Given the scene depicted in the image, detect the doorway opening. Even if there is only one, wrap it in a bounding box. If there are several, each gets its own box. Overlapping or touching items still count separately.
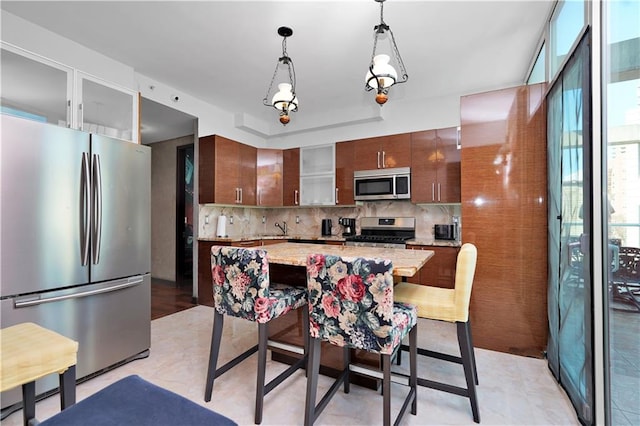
[176,144,194,288]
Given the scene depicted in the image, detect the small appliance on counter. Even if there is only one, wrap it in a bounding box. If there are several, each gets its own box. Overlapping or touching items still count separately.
[321,219,332,236]
[434,224,458,241]
[338,217,356,236]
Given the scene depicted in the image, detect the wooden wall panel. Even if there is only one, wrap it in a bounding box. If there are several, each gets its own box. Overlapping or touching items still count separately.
[460,83,548,357]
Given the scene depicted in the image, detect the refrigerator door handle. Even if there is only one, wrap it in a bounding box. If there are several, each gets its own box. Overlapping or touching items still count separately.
[80,152,91,266]
[14,276,145,308]
[92,153,103,264]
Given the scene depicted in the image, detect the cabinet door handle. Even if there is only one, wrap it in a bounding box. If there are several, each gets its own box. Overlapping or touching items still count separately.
[235,188,240,203]
[239,188,243,204]
[432,183,436,201]
[382,151,386,168]
[335,187,339,204]
[66,99,72,128]
[377,151,381,169]
[437,183,441,201]
[78,103,84,131]
[294,189,299,205]
[456,126,462,150]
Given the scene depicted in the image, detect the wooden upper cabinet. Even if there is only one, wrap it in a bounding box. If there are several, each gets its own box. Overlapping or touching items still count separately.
[352,133,411,170]
[199,135,216,204]
[198,135,256,205]
[283,148,300,206]
[436,126,461,203]
[335,141,355,205]
[411,127,461,203]
[238,142,257,205]
[256,148,283,206]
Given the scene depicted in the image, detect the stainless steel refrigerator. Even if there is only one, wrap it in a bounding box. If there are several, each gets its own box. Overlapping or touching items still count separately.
[0,114,151,413]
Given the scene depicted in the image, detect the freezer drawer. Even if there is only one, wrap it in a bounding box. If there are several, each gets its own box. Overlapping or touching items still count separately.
[0,275,150,411]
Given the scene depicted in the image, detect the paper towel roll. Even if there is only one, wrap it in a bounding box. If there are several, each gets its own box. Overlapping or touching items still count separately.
[216,215,227,237]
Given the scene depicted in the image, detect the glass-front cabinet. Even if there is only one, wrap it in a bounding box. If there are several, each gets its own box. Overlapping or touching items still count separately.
[1,43,73,126]
[76,72,137,142]
[1,42,139,143]
[299,144,335,206]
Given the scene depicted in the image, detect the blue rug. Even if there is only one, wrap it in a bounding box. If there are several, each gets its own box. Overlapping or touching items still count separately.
[40,375,237,426]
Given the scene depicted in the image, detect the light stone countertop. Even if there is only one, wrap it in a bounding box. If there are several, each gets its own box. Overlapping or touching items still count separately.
[198,235,460,247]
[406,239,462,248]
[261,242,434,277]
[198,235,346,243]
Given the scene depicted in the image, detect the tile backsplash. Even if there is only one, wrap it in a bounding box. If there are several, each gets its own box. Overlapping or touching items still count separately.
[198,202,460,240]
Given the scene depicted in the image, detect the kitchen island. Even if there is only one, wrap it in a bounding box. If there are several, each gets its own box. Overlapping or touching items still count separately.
[262,241,433,278]
[260,242,434,389]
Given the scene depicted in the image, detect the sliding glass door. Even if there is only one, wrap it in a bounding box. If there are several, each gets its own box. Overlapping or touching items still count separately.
[547,33,593,424]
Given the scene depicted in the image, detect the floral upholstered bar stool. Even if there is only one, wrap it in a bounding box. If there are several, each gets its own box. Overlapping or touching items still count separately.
[303,254,418,426]
[204,246,308,424]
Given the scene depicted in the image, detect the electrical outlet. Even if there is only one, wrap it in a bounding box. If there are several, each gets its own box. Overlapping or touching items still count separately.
[262,216,266,223]
[205,215,209,224]
[229,216,234,224]
[296,216,300,224]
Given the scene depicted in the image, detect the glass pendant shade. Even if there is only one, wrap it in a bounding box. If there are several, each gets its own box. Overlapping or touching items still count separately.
[366,54,398,90]
[272,83,298,112]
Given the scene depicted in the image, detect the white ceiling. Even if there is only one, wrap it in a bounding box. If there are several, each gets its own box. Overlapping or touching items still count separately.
[1,0,554,143]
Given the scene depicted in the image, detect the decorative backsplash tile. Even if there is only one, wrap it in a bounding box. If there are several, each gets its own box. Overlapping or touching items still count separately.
[198,202,460,240]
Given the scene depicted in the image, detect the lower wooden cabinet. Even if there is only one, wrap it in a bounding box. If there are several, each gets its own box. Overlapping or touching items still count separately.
[197,240,216,307]
[406,245,459,289]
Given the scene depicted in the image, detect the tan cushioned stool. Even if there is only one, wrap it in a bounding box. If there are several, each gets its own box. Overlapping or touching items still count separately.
[1,322,79,426]
[394,243,480,423]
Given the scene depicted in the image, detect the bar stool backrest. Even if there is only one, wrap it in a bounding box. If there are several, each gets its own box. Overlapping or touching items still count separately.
[306,254,411,355]
[453,243,478,323]
[211,246,293,323]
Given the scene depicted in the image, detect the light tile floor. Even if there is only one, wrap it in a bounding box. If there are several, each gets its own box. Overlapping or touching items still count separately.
[1,305,579,425]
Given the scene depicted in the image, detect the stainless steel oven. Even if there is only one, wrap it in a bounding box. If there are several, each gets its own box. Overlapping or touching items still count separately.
[344,217,415,249]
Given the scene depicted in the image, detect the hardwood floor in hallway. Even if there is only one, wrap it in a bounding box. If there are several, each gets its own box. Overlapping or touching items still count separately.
[151,278,197,320]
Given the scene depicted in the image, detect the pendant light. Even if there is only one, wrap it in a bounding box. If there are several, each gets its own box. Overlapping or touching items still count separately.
[365,0,408,105]
[263,26,298,125]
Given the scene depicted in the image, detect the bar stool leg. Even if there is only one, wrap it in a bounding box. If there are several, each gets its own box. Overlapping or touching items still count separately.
[457,322,480,423]
[255,323,268,424]
[466,320,479,385]
[343,347,350,394]
[410,325,418,415]
[59,365,76,409]
[21,381,35,426]
[303,338,321,426]
[382,355,391,426]
[204,312,225,402]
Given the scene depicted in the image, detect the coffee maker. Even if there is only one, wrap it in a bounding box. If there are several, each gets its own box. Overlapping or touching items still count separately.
[338,217,356,236]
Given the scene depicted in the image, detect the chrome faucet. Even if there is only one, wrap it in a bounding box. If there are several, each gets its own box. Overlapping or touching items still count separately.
[275,221,287,235]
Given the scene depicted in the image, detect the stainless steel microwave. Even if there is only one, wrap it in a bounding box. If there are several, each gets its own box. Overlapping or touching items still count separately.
[353,167,411,201]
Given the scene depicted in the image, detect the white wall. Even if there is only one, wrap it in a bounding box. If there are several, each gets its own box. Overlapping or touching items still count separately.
[1,10,461,150]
